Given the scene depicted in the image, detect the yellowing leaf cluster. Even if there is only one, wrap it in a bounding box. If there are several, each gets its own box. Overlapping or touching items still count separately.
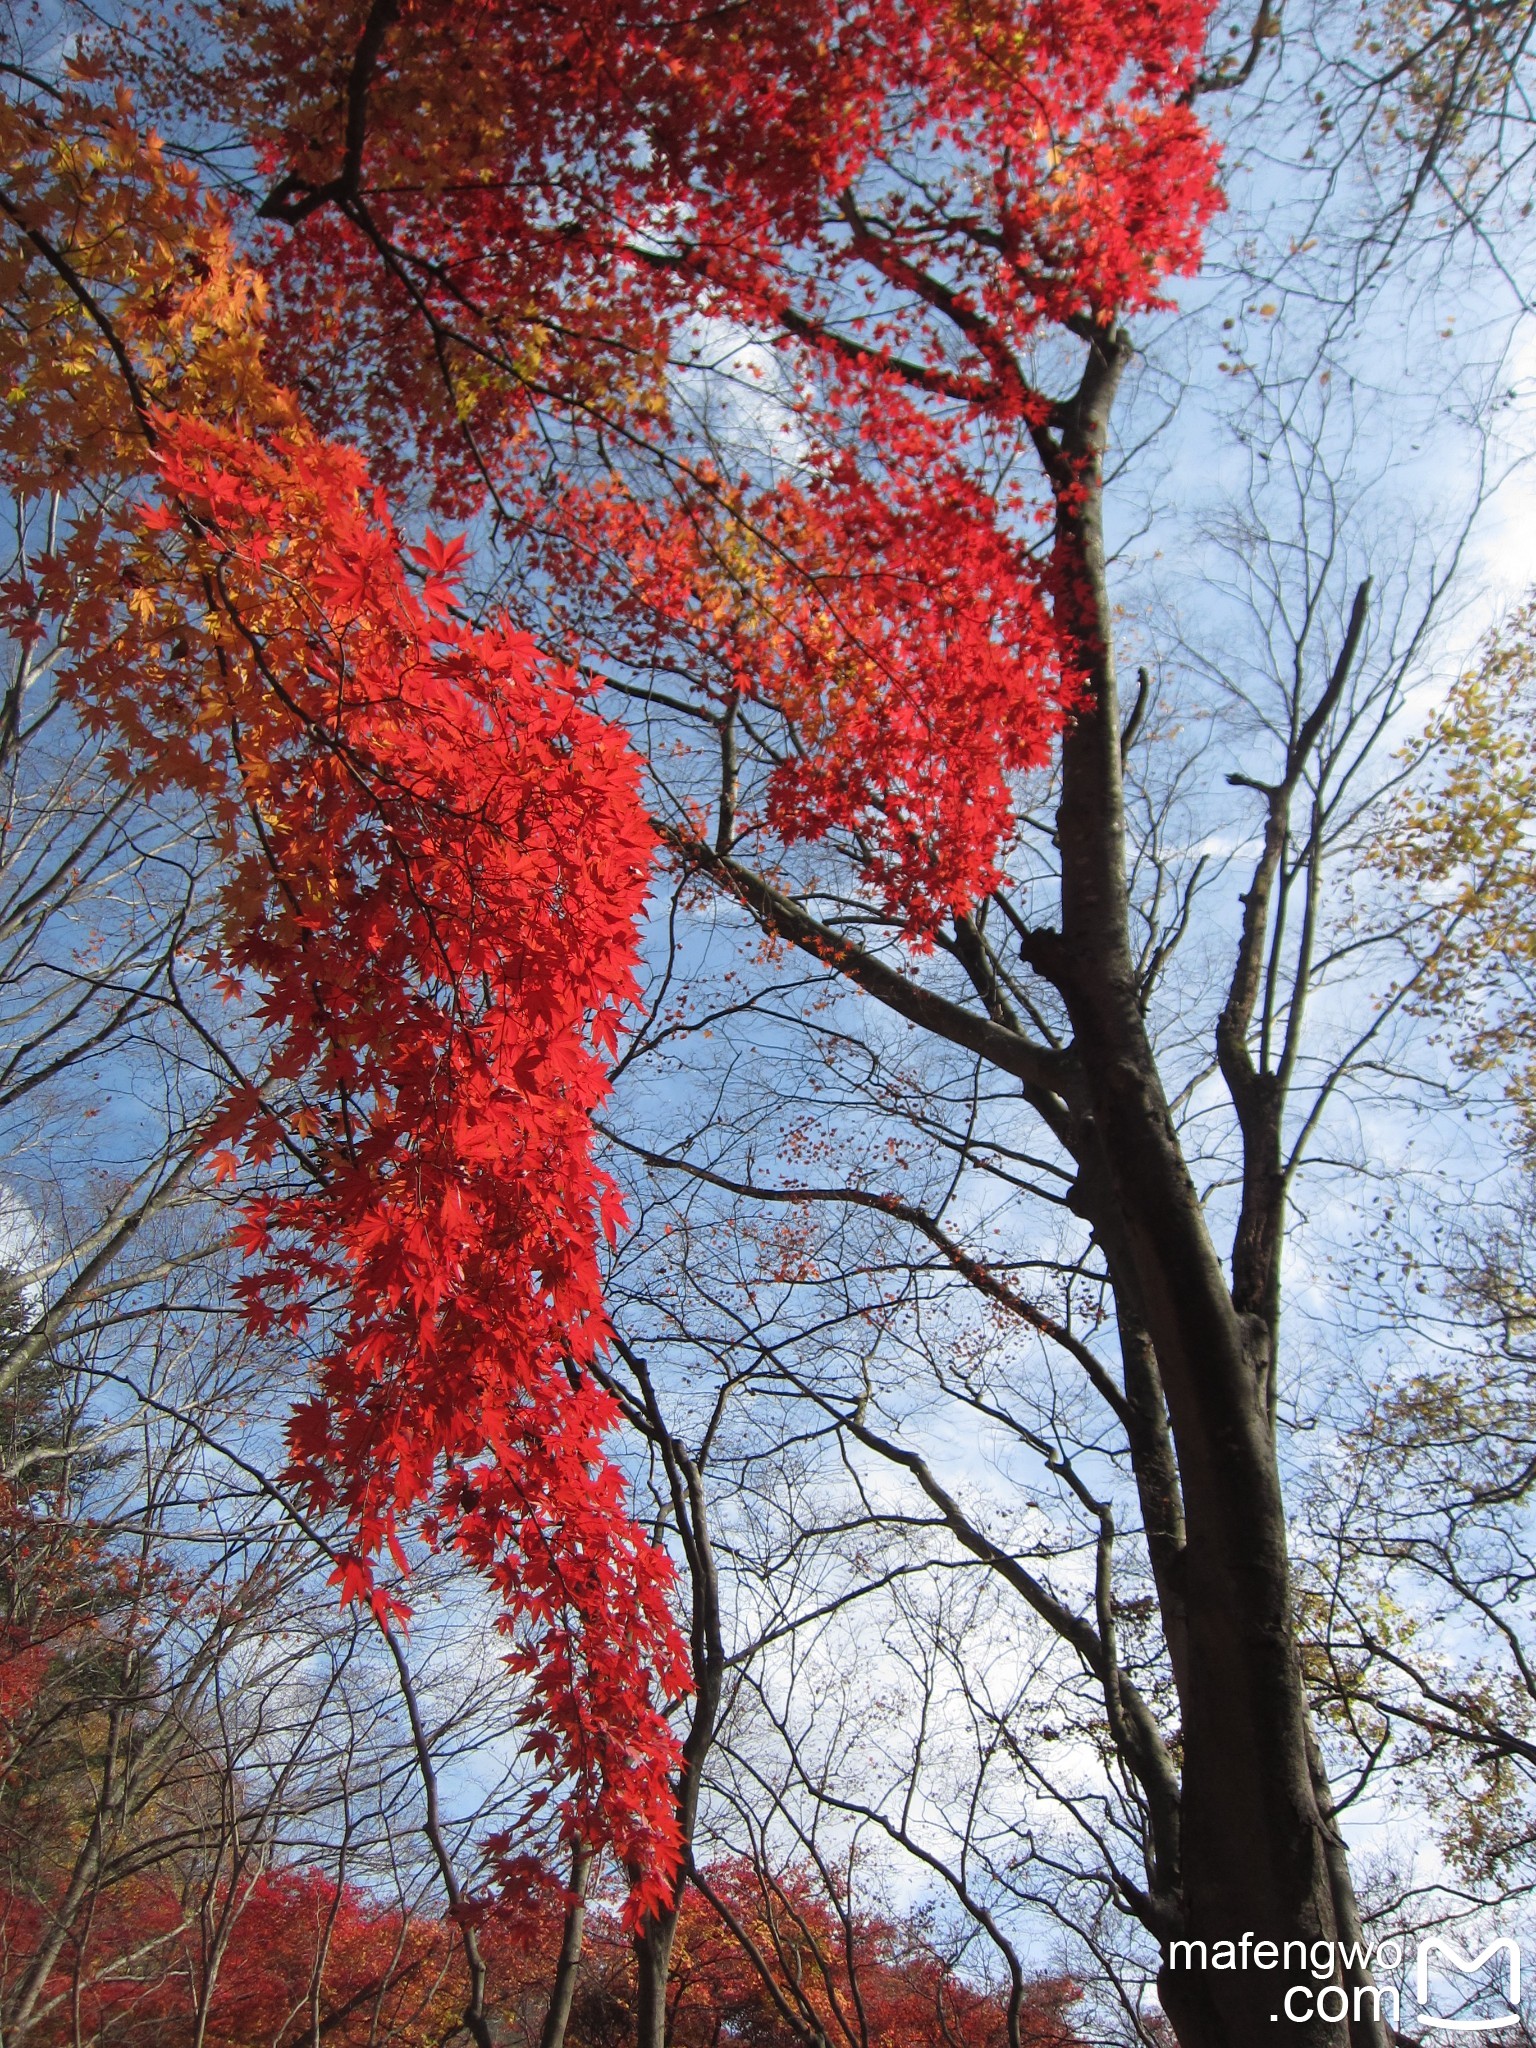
[0,79,288,508]
[1379,594,1536,1148]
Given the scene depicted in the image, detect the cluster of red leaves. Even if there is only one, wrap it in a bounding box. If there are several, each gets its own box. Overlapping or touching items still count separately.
[241,0,1218,392]
[552,441,1070,925]
[215,0,1220,931]
[105,418,684,1890]
[0,1491,100,1741]
[754,459,1068,920]
[1,1850,1085,2048]
[0,1865,464,2048]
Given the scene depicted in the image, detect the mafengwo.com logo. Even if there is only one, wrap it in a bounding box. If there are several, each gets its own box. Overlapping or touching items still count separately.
[1166,1932,1524,2031]
[1415,1939,1521,2035]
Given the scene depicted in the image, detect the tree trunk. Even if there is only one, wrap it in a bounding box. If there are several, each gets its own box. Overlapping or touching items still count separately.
[539,1843,591,2048]
[1050,329,1385,2048]
[607,1348,727,2048]
[633,1913,679,2048]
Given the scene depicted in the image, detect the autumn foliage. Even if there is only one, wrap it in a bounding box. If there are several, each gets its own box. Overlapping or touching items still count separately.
[0,1864,466,2048]
[226,0,1221,927]
[1,0,1224,1916]
[2,1856,1085,2048]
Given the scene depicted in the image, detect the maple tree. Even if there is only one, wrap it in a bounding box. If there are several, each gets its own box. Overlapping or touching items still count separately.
[2,1860,467,2048]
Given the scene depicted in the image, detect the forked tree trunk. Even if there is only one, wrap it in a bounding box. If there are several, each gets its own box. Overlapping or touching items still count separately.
[1049,330,1389,2048]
